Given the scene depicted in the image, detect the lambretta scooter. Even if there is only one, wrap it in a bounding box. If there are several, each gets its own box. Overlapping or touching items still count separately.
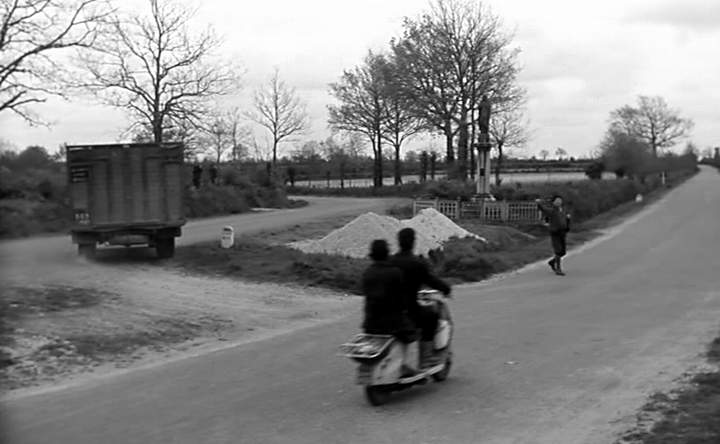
[339,289,453,406]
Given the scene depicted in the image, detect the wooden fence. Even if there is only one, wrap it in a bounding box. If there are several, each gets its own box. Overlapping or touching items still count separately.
[413,199,543,224]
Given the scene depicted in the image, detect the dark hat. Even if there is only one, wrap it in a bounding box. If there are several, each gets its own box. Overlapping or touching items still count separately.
[397,227,416,252]
[369,239,389,261]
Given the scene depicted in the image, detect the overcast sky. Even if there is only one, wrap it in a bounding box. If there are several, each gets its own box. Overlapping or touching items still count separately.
[1,0,718,157]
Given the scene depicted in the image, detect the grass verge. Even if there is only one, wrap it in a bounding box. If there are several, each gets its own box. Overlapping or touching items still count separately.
[172,167,692,291]
[617,335,720,444]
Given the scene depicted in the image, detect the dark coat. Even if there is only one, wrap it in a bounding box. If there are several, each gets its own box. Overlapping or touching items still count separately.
[361,262,415,341]
[389,251,451,317]
[538,203,571,234]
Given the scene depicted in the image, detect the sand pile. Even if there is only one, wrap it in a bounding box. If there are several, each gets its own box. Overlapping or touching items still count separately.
[403,208,485,245]
[289,208,485,259]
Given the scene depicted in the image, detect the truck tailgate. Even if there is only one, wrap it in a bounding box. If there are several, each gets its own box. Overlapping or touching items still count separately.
[67,144,184,228]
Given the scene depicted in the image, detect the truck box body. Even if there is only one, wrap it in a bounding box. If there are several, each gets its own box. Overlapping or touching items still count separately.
[66,143,185,257]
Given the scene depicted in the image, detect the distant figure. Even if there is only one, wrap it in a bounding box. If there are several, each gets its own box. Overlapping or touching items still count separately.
[209,164,218,185]
[420,151,428,183]
[192,164,203,189]
[287,166,296,187]
[536,195,572,276]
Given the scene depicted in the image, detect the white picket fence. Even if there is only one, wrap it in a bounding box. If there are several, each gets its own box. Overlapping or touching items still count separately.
[413,199,542,223]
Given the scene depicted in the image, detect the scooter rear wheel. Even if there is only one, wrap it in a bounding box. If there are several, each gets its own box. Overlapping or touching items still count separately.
[365,386,390,406]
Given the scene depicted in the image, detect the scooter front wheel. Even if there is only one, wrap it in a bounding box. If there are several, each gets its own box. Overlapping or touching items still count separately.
[432,352,452,382]
[365,386,390,406]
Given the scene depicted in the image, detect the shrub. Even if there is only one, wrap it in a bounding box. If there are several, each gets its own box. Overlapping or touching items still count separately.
[184,185,252,218]
[386,204,414,219]
[585,161,605,180]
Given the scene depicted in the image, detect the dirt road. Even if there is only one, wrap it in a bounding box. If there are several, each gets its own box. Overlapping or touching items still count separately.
[0,196,404,392]
[0,196,405,272]
[3,172,720,443]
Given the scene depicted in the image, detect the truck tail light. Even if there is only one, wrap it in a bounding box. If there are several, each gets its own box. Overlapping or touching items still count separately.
[74,211,91,225]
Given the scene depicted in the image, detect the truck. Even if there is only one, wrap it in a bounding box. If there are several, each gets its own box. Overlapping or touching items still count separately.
[66,143,185,259]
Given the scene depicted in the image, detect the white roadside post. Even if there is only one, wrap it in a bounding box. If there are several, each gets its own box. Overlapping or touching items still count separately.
[221,226,234,248]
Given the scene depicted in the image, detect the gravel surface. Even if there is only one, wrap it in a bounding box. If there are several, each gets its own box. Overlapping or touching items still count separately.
[289,208,484,258]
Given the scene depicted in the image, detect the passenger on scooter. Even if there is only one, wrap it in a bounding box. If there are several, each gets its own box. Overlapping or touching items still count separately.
[390,228,452,369]
[361,239,420,377]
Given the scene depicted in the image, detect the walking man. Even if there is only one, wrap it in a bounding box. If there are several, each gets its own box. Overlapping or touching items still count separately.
[536,195,572,275]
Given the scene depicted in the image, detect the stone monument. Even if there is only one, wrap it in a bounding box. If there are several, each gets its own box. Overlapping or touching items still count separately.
[474,96,493,198]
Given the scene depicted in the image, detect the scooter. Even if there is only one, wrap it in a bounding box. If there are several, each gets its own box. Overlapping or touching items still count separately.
[339,289,453,406]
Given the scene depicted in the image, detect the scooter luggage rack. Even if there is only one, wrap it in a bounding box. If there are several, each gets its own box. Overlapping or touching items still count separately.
[338,334,394,359]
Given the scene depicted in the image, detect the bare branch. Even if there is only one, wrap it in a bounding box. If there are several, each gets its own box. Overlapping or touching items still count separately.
[75,0,241,143]
[248,68,309,164]
[609,95,694,157]
[0,0,112,121]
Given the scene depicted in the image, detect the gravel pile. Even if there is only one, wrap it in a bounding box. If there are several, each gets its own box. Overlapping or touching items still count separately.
[289,208,485,259]
[403,208,485,245]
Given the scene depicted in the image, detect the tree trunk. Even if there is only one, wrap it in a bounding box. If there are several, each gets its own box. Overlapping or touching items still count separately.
[394,143,402,185]
[272,139,278,166]
[340,161,345,189]
[495,142,504,186]
[470,142,476,181]
[444,124,454,165]
[375,130,383,187]
[369,134,379,188]
[469,109,477,181]
[457,111,469,181]
[153,114,162,144]
[430,152,437,180]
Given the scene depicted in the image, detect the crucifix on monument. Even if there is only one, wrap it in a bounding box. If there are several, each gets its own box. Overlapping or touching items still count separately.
[474,95,493,199]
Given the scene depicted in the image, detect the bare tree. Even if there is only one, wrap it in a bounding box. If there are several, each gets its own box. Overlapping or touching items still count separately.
[80,0,239,143]
[489,109,529,185]
[0,0,110,123]
[221,106,249,162]
[328,51,388,187]
[555,147,567,160]
[539,149,549,161]
[248,68,309,166]
[381,57,425,185]
[392,17,458,166]
[393,0,522,180]
[131,116,203,159]
[201,108,231,164]
[610,95,693,157]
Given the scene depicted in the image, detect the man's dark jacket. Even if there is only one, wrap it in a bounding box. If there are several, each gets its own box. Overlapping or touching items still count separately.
[389,251,450,316]
[537,203,571,234]
[361,261,414,341]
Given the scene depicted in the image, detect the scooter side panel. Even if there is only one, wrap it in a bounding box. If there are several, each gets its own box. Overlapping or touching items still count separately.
[357,342,404,385]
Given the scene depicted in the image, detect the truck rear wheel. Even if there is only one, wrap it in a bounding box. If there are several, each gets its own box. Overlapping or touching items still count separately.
[78,243,96,259]
[156,237,175,259]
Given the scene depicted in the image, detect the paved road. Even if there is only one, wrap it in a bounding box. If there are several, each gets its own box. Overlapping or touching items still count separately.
[3,169,720,443]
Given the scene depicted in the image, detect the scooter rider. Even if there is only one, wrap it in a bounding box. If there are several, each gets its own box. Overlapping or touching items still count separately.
[390,228,451,369]
[361,239,420,377]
